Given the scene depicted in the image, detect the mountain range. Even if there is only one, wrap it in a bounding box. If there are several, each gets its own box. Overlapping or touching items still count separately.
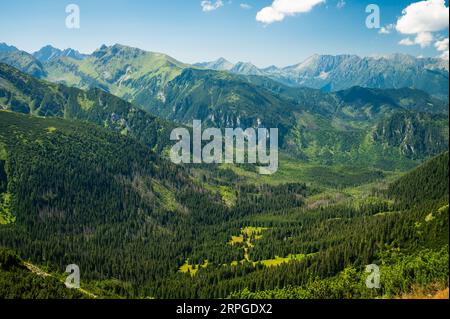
[195,54,449,98]
[0,59,448,168]
[0,44,448,167]
[0,43,448,166]
[32,45,88,62]
[1,43,448,99]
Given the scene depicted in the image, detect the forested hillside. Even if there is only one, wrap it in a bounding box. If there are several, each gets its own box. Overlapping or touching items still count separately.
[0,111,204,295]
[0,248,86,299]
[229,153,449,299]
[0,63,173,152]
[0,111,312,297]
[0,111,447,298]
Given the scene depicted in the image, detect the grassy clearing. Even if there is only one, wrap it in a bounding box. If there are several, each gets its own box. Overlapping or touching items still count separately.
[179,260,208,277]
[0,142,7,160]
[220,153,393,192]
[219,186,237,207]
[227,227,309,268]
[228,227,268,261]
[229,235,244,245]
[256,254,306,267]
[0,192,14,225]
[199,182,237,208]
[151,180,184,212]
[374,211,401,217]
[46,126,57,134]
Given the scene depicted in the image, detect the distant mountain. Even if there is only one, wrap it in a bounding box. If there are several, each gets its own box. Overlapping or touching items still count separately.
[194,57,234,71]
[230,62,265,76]
[198,53,449,98]
[0,43,189,113]
[278,54,449,96]
[196,59,266,76]
[1,42,448,98]
[0,50,46,78]
[0,43,18,53]
[43,44,187,108]
[33,45,88,62]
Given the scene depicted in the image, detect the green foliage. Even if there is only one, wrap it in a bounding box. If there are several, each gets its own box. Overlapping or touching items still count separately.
[388,152,449,209]
[0,247,86,299]
[229,247,449,299]
[374,112,448,159]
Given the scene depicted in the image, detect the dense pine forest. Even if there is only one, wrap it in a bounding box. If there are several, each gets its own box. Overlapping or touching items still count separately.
[0,109,448,298]
[0,248,86,299]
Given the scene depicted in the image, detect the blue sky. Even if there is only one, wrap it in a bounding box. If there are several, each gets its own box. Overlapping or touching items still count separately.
[0,0,448,67]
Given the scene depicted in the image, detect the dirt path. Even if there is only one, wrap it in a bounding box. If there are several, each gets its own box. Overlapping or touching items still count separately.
[24,262,98,299]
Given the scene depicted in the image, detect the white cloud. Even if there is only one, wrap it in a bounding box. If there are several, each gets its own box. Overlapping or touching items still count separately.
[395,0,449,47]
[414,31,434,47]
[435,37,449,51]
[399,32,434,48]
[256,0,325,24]
[379,24,394,35]
[201,0,224,12]
[399,38,415,46]
[336,0,346,9]
[435,37,449,59]
[256,6,285,23]
[240,3,252,9]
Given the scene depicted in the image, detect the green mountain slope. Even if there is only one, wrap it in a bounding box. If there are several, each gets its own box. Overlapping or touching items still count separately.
[2,61,448,169]
[388,151,449,209]
[155,68,299,139]
[0,111,213,293]
[374,112,449,159]
[151,68,448,165]
[0,248,87,299]
[228,152,449,299]
[0,111,313,297]
[0,51,46,78]
[0,63,173,151]
[43,44,186,107]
